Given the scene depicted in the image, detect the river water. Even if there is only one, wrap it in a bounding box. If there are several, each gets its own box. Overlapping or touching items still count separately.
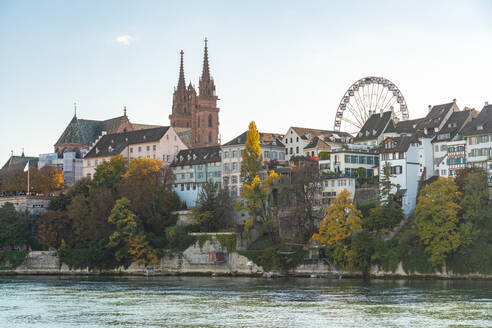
[1,276,492,327]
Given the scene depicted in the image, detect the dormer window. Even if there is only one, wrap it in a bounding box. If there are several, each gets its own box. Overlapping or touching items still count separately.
[143,135,146,140]
[477,125,484,130]
[373,129,377,136]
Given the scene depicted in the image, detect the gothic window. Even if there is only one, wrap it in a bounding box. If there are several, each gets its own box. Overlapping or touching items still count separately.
[187,122,190,128]
[208,114,213,128]
[184,107,187,113]
[198,119,200,128]
[208,133,212,143]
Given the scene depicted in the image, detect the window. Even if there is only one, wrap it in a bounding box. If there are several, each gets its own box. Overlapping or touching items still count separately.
[296,137,299,142]
[189,173,193,178]
[279,152,285,160]
[435,145,439,152]
[198,172,203,179]
[344,155,350,163]
[95,160,99,166]
[224,163,230,172]
[285,149,288,155]
[290,138,292,143]
[208,133,212,143]
[186,184,190,190]
[223,177,229,185]
[296,146,299,153]
[367,157,373,165]
[290,148,293,154]
[153,145,156,151]
[130,148,133,153]
[272,152,278,159]
[87,161,91,167]
[264,151,270,158]
[399,152,405,159]
[232,150,236,158]
[232,176,238,184]
[441,169,446,176]
[181,174,185,179]
[138,146,142,152]
[167,155,170,162]
[224,151,229,159]
[232,162,237,171]
[208,114,213,127]
[193,184,197,190]
[147,145,150,151]
[180,184,184,191]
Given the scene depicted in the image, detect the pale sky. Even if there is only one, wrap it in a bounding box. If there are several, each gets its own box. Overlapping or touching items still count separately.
[1,0,491,165]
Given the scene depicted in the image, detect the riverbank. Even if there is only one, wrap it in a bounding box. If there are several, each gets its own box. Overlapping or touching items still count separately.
[2,248,492,280]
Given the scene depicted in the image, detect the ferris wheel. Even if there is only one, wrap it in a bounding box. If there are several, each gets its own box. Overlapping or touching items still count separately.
[333,76,409,133]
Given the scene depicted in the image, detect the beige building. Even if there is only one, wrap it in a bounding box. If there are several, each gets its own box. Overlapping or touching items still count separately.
[83,126,187,178]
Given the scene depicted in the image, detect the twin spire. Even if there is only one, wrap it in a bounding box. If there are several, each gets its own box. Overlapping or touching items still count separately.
[176,38,214,96]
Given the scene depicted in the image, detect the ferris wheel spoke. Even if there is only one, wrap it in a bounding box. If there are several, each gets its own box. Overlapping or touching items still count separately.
[342,117,362,130]
[353,91,367,121]
[346,103,366,127]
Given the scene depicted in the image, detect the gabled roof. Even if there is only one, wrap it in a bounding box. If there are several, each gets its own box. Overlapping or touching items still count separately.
[381,135,418,153]
[84,126,170,159]
[417,102,455,131]
[354,111,392,141]
[0,155,38,172]
[432,110,472,143]
[55,115,129,146]
[303,136,330,150]
[223,131,285,147]
[385,118,424,134]
[170,146,221,167]
[460,104,492,136]
[291,127,352,140]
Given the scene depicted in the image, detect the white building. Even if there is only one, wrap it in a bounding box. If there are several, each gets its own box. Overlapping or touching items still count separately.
[83,126,187,178]
[170,146,221,207]
[329,148,379,179]
[282,127,351,161]
[38,150,87,187]
[320,174,356,206]
[460,103,492,184]
[380,136,420,216]
[221,131,285,197]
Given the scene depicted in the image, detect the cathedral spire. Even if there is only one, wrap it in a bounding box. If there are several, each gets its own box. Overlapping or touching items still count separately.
[199,38,215,97]
[177,50,186,91]
[201,38,210,82]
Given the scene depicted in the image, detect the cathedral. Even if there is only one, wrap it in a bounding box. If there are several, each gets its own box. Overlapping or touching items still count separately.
[169,39,220,148]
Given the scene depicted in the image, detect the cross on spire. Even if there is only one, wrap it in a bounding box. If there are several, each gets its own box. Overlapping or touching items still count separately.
[177,50,186,91]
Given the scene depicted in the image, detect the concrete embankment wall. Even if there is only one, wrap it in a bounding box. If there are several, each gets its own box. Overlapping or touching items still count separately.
[3,247,492,279]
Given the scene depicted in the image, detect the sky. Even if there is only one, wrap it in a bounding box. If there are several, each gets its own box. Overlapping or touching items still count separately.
[1,0,491,165]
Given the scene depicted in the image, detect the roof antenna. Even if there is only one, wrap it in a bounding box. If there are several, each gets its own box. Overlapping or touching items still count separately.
[22,148,25,157]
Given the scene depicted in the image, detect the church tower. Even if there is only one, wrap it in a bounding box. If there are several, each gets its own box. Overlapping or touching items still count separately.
[194,38,220,147]
[169,50,197,130]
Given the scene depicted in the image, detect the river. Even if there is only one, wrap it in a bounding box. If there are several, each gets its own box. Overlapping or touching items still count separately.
[1,276,491,327]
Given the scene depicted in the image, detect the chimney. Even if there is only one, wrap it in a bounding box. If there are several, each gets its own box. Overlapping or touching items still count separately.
[428,105,432,112]
[453,98,456,103]
[486,101,489,106]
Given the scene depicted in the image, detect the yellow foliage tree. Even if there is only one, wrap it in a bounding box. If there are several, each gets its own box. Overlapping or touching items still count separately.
[240,121,263,185]
[313,189,362,246]
[128,233,159,265]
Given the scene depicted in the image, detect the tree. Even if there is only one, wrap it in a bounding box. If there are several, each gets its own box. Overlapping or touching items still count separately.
[356,167,367,186]
[379,162,398,206]
[107,197,158,267]
[191,181,232,232]
[414,178,463,266]
[118,158,178,235]
[34,166,65,193]
[313,189,362,246]
[240,121,263,185]
[459,169,490,235]
[290,159,321,238]
[92,155,127,190]
[37,210,71,248]
[0,203,30,248]
[235,170,281,241]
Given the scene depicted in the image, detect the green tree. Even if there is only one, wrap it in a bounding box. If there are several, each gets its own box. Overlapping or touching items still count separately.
[191,181,232,232]
[0,203,30,248]
[459,169,491,236]
[92,155,127,190]
[38,210,72,248]
[415,178,463,266]
[240,121,263,185]
[356,167,367,186]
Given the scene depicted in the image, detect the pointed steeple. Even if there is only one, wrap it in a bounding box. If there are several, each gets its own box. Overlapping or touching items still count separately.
[177,50,186,91]
[201,38,210,82]
[199,38,216,98]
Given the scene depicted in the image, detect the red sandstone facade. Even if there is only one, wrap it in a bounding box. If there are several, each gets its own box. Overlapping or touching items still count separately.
[169,39,220,148]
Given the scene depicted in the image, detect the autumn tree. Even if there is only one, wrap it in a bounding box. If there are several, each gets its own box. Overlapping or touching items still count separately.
[459,169,491,236]
[414,178,464,266]
[107,197,158,267]
[235,170,281,241]
[0,203,30,248]
[191,181,232,232]
[313,189,362,246]
[34,166,65,193]
[240,121,263,185]
[118,158,179,235]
